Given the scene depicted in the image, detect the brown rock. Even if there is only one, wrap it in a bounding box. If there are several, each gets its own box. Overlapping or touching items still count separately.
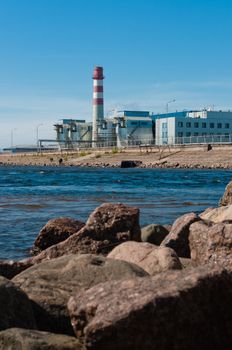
[161,212,200,258]
[141,224,169,245]
[220,180,232,206]
[0,276,36,331]
[68,266,232,350]
[200,204,232,223]
[32,217,85,253]
[0,328,85,350]
[108,241,182,275]
[189,220,232,268]
[32,203,141,263]
[0,259,33,279]
[179,257,195,269]
[13,254,147,335]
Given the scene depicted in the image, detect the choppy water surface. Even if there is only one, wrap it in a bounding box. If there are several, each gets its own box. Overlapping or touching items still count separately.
[0,165,231,260]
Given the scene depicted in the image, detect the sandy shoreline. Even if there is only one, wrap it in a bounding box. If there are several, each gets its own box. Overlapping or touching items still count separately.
[1,144,232,169]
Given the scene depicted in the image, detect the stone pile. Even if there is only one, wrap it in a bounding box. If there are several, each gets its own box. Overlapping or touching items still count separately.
[0,182,232,349]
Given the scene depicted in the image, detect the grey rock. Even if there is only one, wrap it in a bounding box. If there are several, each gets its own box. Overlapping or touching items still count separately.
[161,212,200,257]
[13,254,147,335]
[0,328,85,350]
[108,241,182,275]
[68,266,232,350]
[0,276,36,331]
[141,224,169,245]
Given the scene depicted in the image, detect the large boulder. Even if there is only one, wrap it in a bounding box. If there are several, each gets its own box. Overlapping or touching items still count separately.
[189,220,232,268]
[32,217,85,253]
[32,203,141,263]
[141,224,169,245]
[0,328,85,350]
[220,180,232,206]
[108,241,182,275]
[200,204,232,223]
[13,254,147,335]
[0,259,33,279]
[161,212,200,258]
[68,266,232,350]
[0,276,36,331]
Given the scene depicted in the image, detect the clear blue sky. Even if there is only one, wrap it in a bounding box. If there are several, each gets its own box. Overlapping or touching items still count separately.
[0,0,232,147]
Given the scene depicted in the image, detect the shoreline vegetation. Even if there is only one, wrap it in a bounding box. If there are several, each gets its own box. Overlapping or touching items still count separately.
[1,144,232,169]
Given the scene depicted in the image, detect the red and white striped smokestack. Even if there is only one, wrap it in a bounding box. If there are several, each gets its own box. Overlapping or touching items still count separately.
[92,66,104,144]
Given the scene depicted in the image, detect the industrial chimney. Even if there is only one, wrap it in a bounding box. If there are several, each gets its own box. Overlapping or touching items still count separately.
[92,66,104,145]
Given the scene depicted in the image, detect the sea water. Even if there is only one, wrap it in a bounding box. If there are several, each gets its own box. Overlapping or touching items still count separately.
[0,165,231,260]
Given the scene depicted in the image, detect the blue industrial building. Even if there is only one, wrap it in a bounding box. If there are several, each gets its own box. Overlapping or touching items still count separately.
[54,109,232,148]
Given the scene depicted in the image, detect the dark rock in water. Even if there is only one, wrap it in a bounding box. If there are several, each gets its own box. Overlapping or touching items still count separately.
[32,217,85,254]
[141,224,169,245]
[189,220,232,268]
[68,266,232,350]
[32,203,141,262]
[120,160,142,168]
[220,180,232,206]
[161,212,200,258]
[13,254,147,335]
[0,328,85,350]
[108,241,182,275]
[0,276,36,331]
[0,259,33,279]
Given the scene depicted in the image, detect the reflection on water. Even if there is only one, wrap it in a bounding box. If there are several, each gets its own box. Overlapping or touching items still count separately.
[0,165,231,260]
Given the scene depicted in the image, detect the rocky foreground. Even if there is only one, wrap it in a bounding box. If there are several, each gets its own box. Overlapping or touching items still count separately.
[1,183,232,349]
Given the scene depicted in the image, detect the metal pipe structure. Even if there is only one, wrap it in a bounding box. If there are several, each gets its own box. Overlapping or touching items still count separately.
[92,66,104,145]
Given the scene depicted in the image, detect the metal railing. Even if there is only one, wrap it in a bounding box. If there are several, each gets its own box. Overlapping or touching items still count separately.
[38,134,232,152]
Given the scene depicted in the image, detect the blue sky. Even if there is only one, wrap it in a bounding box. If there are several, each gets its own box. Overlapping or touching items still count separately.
[0,0,232,147]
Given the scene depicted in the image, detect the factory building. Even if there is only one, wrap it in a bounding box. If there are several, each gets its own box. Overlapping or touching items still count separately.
[154,110,232,145]
[54,119,92,148]
[114,111,154,147]
[53,66,232,148]
[54,110,153,148]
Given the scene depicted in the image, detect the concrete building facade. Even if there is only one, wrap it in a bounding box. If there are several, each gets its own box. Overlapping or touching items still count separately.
[154,110,232,145]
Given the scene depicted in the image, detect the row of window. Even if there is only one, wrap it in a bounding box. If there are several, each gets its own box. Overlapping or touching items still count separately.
[130,121,149,126]
[177,132,230,137]
[177,121,230,129]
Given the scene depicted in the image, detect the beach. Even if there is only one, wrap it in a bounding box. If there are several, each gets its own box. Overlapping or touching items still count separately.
[1,144,232,169]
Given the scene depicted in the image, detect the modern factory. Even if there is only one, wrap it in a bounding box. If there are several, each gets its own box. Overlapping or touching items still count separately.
[54,67,232,148]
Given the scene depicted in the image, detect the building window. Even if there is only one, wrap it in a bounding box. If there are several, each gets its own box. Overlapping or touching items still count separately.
[186,132,191,137]
[131,122,138,126]
[178,132,183,137]
[178,121,183,127]
[210,123,214,128]
[202,133,207,136]
[194,122,199,128]
[202,122,207,128]
[194,132,199,136]
[217,123,222,128]
[225,123,230,129]
[162,122,167,129]
[186,122,191,128]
